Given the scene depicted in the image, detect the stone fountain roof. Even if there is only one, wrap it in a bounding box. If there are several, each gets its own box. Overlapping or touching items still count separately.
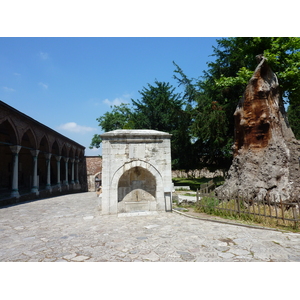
[100,129,172,138]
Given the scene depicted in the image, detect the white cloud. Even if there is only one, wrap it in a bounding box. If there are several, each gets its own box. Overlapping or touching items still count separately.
[2,86,15,92]
[39,52,49,60]
[13,73,21,76]
[103,98,124,106]
[58,122,96,134]
[39,82,48,89]
[103,93,132,107]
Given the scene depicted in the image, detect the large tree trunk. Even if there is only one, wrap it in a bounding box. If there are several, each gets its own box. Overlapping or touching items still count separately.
[216,55,300,203]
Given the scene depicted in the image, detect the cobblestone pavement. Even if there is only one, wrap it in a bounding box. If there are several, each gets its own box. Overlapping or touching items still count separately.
[1,192,300,262]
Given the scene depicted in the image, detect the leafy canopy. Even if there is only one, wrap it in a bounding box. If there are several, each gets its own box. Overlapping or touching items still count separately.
[90,81,197,170]
[173,37,300,169]
[91,38,300,170]
[89,103,133,148]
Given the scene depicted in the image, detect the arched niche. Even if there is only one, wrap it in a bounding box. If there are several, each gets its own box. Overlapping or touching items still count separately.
[0,120,18,191]
[110,160,163,214]
[50,141,60,185]
[39,135,50,153]
[38,136,50,189]
[21,128,37,149]
[118,166,156,202]
[61,144,68,184]
[0,119,18,145]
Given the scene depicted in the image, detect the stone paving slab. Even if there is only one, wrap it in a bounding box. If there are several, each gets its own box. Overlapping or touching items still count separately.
[1,192,300,262]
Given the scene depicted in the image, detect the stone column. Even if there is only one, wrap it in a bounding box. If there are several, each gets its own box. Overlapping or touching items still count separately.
[75,159,79,184]
[64,157,69,188]
[56,156,61,188]
[30,150,40,195]
[45,153,52,191]
[70,158,75,185]
[9,145,22,198]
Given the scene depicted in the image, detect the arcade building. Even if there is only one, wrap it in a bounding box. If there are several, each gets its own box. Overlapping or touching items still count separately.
[0,100,87,206]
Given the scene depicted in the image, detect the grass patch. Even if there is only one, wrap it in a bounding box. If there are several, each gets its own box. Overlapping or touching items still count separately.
[175,188,191,192]
[194,196,300,232]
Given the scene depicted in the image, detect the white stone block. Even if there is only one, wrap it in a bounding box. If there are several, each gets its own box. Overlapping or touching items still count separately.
[100,130,172,215]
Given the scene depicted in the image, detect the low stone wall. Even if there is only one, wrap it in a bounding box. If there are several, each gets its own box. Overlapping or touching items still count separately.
[174,186,190,190]
[172,168,224,179]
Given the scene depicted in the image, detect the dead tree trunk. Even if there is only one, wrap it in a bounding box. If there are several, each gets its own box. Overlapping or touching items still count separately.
[216,55,300,203]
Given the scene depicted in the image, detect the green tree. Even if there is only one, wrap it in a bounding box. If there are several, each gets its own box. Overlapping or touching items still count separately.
[89,103,133,149]
[173,61,233,170]
[174,37,300,170]
[91,81,197,170]
[210,37,300,139]
[131,81,195,169]
[131,81,182,131]
[287,104,300,139]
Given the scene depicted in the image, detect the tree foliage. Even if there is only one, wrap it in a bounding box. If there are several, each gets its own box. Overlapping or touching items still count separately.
[209,37,300,139]
[131,81,196,170]
[91,81,197,170]
[131,81,183,132]
[173,37,300,169]
[89,103,133,148]
[287,104,300,140]
[92,37,300,171]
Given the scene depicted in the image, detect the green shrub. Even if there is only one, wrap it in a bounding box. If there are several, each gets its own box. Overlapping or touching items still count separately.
[195,196,219,214]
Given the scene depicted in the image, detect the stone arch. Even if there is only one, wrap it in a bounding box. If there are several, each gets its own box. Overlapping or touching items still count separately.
[20,128,37,149]
[77,148,84,159]
[39,135,50,153]
[50,140,60,185]
[74,148,78,159]
[38,135,50,189]
[111,160,162,188]
[0,120,18,192]
[118,166,156,201]
[95,171,102,185]
[19,128,37,191]
[69,147,75,159]
[110,160,164,213]
[61,144,68,157]
[51,140,60,156]
[87,171,102,192]
[61,144,69,185]
[0,119,18,145]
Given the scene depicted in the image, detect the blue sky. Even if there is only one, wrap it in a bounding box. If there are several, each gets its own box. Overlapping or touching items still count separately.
[0,37,220,155]
[0,2,294,157]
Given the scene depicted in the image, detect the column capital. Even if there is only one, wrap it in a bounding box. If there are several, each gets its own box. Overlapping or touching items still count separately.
[30,149,40,157]
[70,158,75,163]
[9,145,22,154]
[63,157,69,163]
[55,155,62,162]
[44,153,52,160]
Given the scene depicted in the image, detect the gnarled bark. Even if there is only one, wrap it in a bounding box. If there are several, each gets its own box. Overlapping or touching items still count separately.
[216,56,300,202]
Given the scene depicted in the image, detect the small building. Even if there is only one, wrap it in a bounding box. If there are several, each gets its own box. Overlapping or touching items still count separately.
[86,156,102,191]
[0,100,87,206]
[100,129,173,215]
